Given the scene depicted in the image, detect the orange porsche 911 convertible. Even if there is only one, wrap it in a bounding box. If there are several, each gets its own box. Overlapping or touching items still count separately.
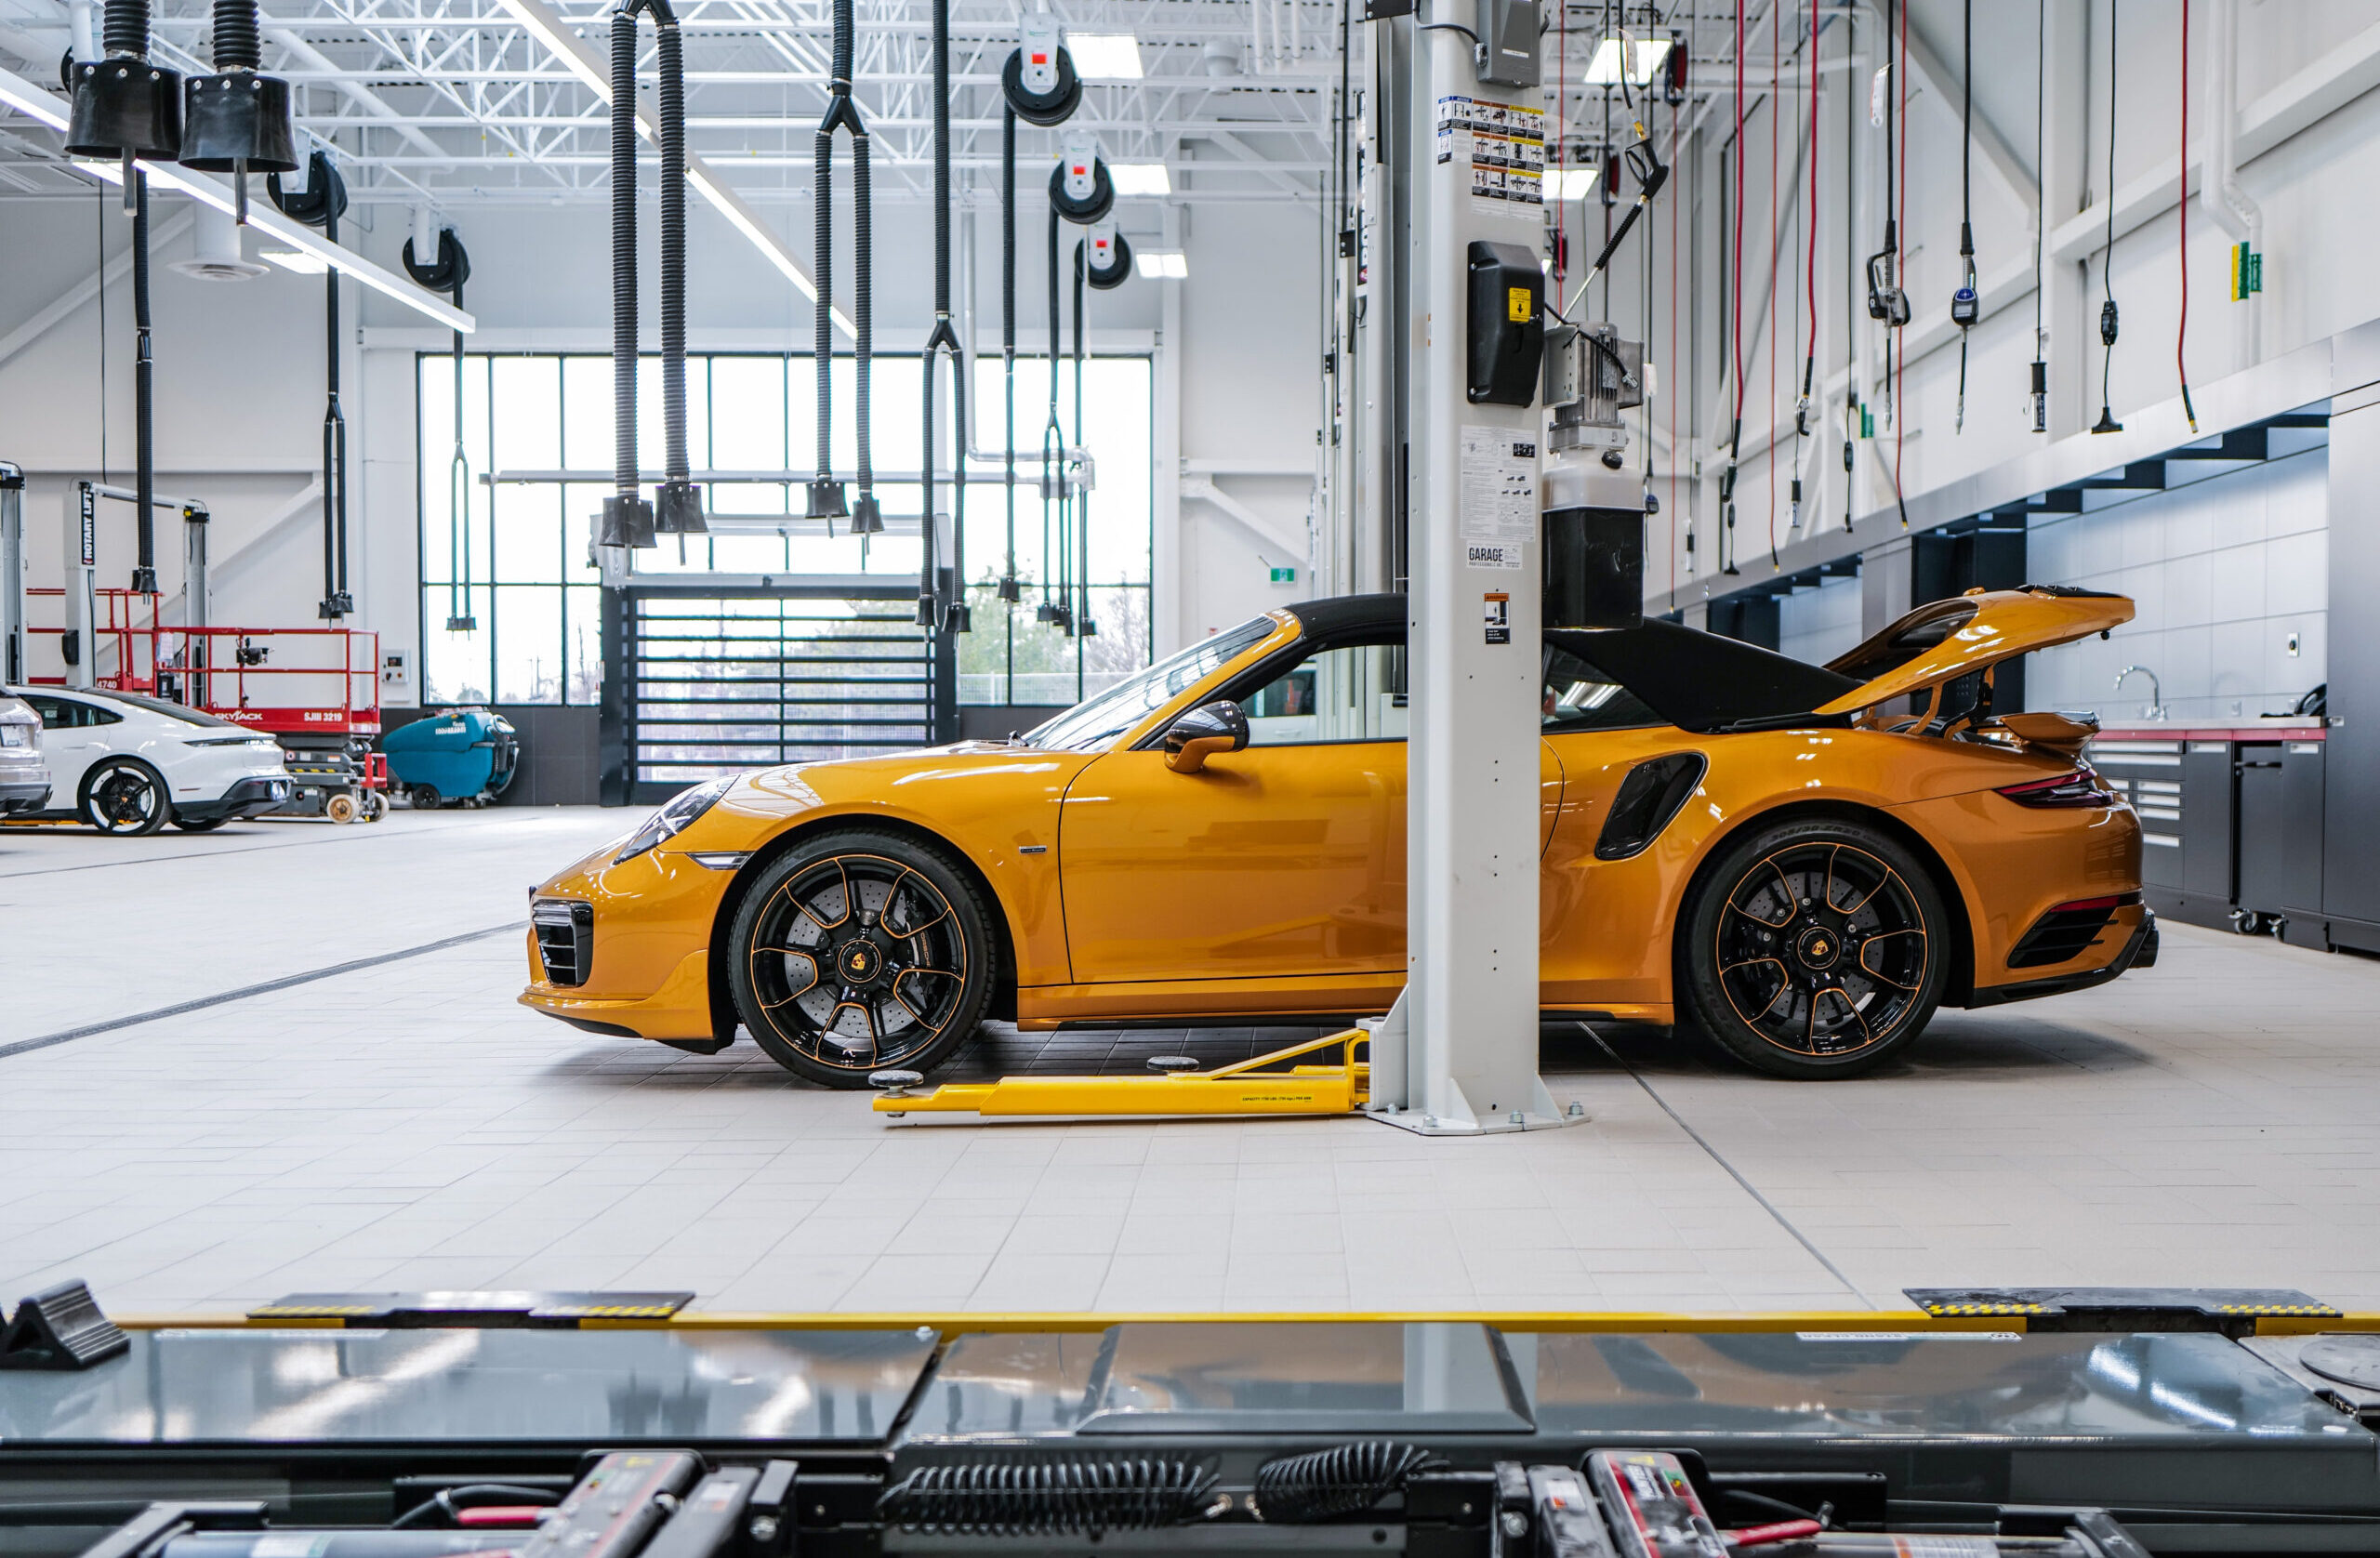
[522,586,2156,1082]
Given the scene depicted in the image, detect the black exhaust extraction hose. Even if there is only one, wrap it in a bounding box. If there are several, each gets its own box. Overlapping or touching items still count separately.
[999,100,1018,601]
[604,1,644,547]
[807,0,865,523]
[131,171,155,593]
[919,0,963,631]
[654,7,705,544]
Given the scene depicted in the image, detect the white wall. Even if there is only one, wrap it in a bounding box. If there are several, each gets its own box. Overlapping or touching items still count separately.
[1777,572,1864,667]
[2026,446,2328,723]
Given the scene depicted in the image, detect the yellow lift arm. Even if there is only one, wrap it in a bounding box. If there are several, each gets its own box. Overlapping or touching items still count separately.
[870,1028,1370,1118]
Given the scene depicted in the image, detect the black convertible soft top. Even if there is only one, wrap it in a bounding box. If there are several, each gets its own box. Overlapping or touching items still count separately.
[1283,596,1859,733]
[1548,622,1860,732]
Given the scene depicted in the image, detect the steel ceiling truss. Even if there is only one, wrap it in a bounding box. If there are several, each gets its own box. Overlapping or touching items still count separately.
[1,0,1770,208]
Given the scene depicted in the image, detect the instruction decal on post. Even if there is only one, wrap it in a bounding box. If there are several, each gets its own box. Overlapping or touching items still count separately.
[1460,425,1538,565]
[1483,592,1511,645]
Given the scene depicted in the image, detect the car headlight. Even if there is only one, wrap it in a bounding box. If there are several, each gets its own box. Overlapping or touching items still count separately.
[614,776,734,864]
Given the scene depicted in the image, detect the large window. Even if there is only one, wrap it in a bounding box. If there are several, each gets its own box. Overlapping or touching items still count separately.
[417,351,1153,708]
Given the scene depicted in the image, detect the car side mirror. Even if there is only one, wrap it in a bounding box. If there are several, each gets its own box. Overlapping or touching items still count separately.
[1163,699,1250,773]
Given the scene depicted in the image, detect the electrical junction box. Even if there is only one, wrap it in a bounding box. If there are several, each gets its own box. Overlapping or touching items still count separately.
[1466,240,1544,405]
[1020,14,1060,94]
[1473,0,1540,86]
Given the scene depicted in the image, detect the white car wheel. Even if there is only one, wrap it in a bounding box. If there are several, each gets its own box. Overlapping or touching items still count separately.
[83,759,171,837]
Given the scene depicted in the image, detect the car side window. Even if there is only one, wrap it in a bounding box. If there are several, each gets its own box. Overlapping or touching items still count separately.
[82,700,122,726]
[1542,644,1660,733]
[1239,640,1407,746]
[23,695,92,730]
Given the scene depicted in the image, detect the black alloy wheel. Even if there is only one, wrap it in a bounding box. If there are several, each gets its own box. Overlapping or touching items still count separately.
[1679,817,1948,1078]
[728,831,996,1088]
[82,759,171,837]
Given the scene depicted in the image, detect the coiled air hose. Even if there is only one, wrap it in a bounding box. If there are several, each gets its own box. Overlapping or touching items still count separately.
[878,1459,1219,1538]
[1250,1442,1442,1524]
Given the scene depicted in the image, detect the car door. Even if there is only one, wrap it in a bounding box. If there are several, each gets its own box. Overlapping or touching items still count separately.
[20,693,114,806]
[1058,633,1566,989]
[1059,634,1410,985]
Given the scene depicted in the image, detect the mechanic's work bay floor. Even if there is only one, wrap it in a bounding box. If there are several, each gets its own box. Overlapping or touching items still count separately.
[6,806,2377,1316]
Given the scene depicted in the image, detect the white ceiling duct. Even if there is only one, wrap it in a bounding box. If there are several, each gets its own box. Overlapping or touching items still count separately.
[171,203,269,282]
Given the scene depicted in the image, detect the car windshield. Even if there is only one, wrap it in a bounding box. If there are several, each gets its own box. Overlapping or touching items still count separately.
[1021,615,1277,750]
[88,690,244,728]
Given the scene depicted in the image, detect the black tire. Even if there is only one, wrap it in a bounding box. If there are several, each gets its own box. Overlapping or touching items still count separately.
[82,759,171,836]
[728,830,997,1088]
[172,815,231,833]
[1677,816,1950,1079]
[411,785,441,810]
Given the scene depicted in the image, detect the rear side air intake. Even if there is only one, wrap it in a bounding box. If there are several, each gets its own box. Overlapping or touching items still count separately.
[1595,753,1708,860]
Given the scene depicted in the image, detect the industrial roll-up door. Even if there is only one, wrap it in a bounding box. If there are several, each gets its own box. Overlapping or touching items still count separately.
[617,588,939,802]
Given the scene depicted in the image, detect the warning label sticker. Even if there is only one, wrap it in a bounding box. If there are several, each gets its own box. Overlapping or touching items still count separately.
[1436,96,1545,218]
[1460,425,1539,554]
[1484,591,1511,644]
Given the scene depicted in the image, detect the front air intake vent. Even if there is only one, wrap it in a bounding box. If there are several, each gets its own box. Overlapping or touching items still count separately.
[532,898,594,986]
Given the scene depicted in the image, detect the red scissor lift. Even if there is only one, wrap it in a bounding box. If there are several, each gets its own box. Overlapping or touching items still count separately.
[25,588,390,822]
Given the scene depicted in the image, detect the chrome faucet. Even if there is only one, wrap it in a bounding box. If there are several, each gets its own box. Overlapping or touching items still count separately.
[2114,665,2165,720]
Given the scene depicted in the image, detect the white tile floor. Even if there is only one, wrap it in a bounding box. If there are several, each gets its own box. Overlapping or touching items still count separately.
[5,805,2377,1317]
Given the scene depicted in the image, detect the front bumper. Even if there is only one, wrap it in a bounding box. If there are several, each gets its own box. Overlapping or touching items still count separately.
[521,941,717,1040]
[176,774,296,822]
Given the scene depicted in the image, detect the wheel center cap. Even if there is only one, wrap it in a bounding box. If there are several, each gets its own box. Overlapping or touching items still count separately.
[840,938,884,984]
[1795,926,1842,970]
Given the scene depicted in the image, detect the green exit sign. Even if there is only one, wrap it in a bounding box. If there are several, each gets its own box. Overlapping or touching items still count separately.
[1269,565,1297,584]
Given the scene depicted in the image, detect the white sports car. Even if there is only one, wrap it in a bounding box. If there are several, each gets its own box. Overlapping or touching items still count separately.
[3,686,295,835]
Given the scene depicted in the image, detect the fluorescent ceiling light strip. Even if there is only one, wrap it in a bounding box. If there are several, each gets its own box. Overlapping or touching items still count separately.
[496,0,853,341]
[0,62,475,332]
[1067,33,1143,79]
[1110,162,1170,195]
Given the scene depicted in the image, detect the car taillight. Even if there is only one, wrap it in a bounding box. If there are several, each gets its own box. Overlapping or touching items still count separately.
[1996,770,2114,808]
